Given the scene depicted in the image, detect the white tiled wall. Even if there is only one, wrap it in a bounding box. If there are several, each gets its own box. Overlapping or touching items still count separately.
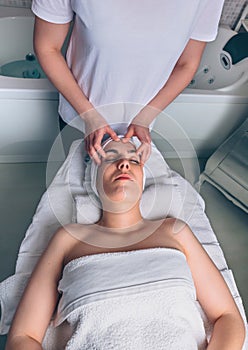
[0,0,248,29]
[220,0,248,28]
[0,0,31,8]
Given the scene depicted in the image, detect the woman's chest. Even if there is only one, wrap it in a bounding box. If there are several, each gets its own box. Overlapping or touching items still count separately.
[64,221,183,266]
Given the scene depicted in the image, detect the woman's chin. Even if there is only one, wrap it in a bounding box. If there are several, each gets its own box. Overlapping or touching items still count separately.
[101,186,141,212]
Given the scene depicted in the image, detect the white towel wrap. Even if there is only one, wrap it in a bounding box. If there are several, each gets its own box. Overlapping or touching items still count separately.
[53,248,207,350]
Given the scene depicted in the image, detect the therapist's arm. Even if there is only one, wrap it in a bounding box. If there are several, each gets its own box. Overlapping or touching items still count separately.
[125,39,206,138]
[33,17,118,163]
[147,39,206,116]
[133,39,206,125]
[34,17,93,117]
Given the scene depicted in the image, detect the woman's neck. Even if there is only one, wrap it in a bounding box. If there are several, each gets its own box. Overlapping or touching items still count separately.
[98,205,143,231]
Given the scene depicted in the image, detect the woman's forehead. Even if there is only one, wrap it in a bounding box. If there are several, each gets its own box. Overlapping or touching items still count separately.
[103,140,136,153]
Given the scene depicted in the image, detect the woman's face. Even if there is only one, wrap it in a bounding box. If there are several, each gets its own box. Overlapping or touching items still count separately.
[96,140,144,208]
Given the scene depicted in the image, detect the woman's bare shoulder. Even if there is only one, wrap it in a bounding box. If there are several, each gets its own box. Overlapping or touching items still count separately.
[144,217,188,253]
[53,223,94,243]
[155,217,189,236]
[155,217,203,254]
[163,218,204,257]
[46,223,95,255]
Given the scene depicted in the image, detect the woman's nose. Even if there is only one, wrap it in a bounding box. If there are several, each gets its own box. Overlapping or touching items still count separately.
[117,158,130,171]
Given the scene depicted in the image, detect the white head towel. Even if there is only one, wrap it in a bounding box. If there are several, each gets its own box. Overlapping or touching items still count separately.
[89,135,145,197]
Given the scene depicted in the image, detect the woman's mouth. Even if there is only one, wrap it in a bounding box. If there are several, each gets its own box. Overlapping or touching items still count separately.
[115,174,133,181]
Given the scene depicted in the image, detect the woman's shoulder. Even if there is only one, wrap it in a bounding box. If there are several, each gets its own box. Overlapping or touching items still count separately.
[153,217,190,235]
[53,223,94,243]
[50,224,98,264]
[140,218,186,253]
[152,217,197,253]
[161,218,204,259]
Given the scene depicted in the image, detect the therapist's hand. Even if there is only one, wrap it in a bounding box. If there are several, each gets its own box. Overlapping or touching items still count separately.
[124,122,151,164]
[124,105,161,163]
[83,110,120,164]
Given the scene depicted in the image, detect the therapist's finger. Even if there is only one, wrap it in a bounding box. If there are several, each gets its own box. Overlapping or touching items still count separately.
[91,131,106,161]
[136,143,151,164]
[106,127,120,142]
[123,126,134,142]
[90,150,101,165]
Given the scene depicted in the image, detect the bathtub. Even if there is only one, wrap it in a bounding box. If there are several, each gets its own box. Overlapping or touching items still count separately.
[153,83,248,159]
[153,25,248,158]
[0,6,61,162]
[0,8,247,163]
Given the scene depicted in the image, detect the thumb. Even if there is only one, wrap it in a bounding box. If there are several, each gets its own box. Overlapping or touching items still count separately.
[123,126,134,142]
[106,127,120,141]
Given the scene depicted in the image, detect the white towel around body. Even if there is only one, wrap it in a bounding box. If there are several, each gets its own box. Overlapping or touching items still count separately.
[49,248,207,350]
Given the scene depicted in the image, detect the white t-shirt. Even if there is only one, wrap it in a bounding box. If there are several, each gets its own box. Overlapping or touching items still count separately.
[32,0,224,130]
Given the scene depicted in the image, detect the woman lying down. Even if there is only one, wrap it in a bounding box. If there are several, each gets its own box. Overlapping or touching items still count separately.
[6,137,245,350]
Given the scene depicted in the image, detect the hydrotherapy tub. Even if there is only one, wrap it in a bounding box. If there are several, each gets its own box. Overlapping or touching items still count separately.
[153,25,248,158]
[0,7,248,162]
[0,7,60,163]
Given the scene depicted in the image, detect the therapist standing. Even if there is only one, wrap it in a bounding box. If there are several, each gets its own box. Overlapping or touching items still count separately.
[32,0,225,164]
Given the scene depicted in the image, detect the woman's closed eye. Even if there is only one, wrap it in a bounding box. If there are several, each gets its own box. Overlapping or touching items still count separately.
[130,158,140,164]
[104,156,140,164]
[104,157,119,163]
